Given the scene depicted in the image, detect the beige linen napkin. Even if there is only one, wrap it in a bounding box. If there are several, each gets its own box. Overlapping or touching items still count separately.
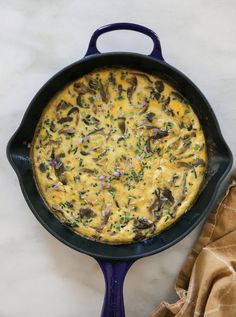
[150,179,236,317]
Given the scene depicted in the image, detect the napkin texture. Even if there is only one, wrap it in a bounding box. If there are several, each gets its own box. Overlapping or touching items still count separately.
[150,179,236,317]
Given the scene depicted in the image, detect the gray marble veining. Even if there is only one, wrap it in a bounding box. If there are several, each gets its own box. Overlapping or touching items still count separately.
[0,1,235,316]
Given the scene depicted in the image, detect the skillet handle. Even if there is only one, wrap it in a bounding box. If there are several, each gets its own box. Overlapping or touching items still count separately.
[96,258,135,317]
[85,22,164,61]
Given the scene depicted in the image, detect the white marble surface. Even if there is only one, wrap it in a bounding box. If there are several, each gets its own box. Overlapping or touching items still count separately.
[1,1,236,316]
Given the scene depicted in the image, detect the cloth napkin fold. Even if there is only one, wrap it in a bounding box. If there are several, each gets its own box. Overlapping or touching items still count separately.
[150,179,236,317]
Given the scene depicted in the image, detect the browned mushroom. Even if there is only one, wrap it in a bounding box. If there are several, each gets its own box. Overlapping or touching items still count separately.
[162,188,174,203]
[86,127,104,137]
[145,137,152,153]
[127,76,137,102]
[155,80,164,92]
[58,127,75,135]
[76,94,84,107]
[79,208,96,218]
[50,158,65,178]
[56,100,71,112]
[99,79,109,103]
[171,91,188,104]
[151,129,169,139]
[39,162,48,173]
[148,189,162,215]
[57,117,73,124]
[162,96,171,108]
[74,81,95,95]
[134,217,154,229]
[146,112,156,123]
[133,230,145,241]
[130,72,153,83]
[118,117,126,134]
[67,107,80,116]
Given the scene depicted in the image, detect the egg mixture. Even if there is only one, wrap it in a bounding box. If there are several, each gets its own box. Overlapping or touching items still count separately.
[32,67,207,244]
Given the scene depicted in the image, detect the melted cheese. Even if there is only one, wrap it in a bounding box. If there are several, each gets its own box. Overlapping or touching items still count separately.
[32,68,207,244]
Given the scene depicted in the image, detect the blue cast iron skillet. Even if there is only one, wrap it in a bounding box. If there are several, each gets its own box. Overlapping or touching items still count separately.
[7,23,233,317]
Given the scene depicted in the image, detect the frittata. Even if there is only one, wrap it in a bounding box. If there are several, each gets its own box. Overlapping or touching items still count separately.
[32,67,207,244]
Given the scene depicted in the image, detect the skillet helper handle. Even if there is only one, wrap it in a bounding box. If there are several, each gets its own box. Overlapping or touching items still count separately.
[85,22,164,61]
[96,259,134,317]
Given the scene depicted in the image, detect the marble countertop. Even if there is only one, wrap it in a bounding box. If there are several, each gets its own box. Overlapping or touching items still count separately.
[1,1,235,316]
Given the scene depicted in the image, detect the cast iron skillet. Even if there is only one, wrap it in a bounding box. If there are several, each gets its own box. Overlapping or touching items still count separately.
[7,23,233,317]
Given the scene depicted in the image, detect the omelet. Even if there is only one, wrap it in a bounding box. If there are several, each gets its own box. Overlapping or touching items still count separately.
[31,67,207,244]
